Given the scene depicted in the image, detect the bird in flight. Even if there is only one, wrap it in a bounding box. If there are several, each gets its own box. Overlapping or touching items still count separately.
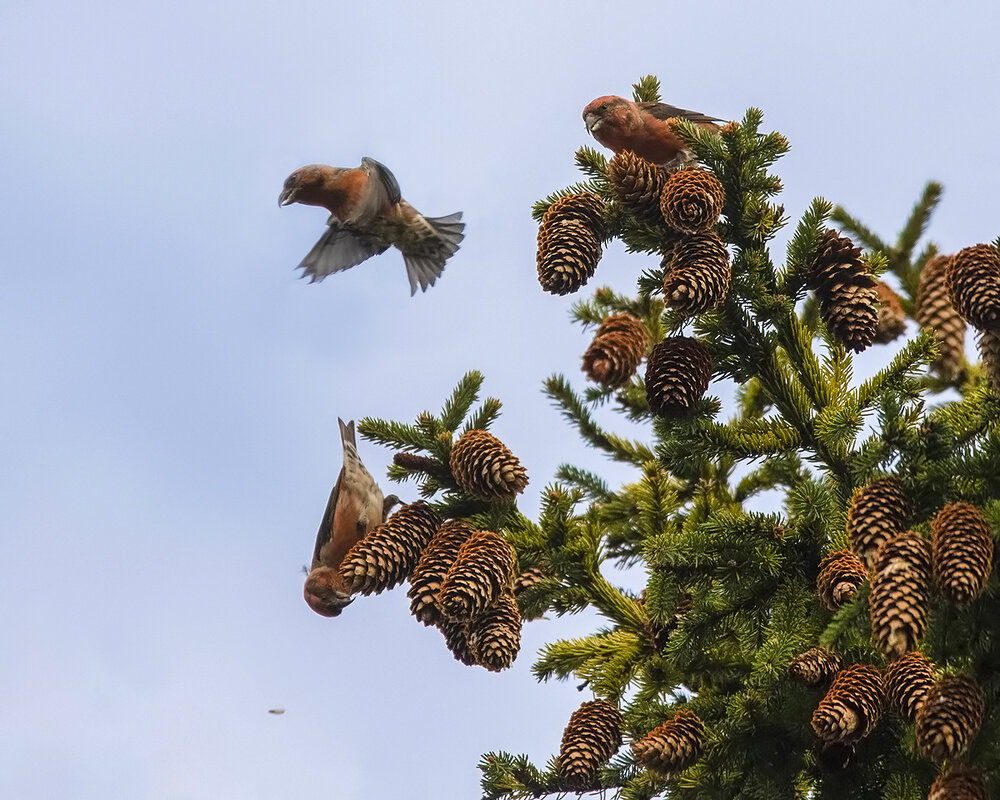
[279,158,465,295]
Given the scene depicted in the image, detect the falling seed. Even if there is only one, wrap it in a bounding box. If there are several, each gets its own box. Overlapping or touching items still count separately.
[268,709,285,715]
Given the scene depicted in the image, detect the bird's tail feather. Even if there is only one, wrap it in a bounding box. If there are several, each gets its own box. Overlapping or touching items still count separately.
[298,219,389,283]
[402,212,466,296]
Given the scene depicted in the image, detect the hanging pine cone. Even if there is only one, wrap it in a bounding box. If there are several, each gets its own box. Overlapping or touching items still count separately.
[874,281,907,344]
[659,167,725,234]
[558,699,624,789]
[440,530,517,621]
[978,329,1000,396]
[846,477,910,569]
[870,532,931,659]
[788,647,843,688]
[661,231,731,315]
[582,313,648,388]
[931,502,994,604]
[537,193,606,296]
[810,229,879,352]
[438,617,477,666]
[467,590,522,672]
[884,651,935,722]
[607,150,666,225]
[631,710,706,776]
[915,255,967,380]
[817,549,868,610]
[916,675,985,762]
[645,336,713,417]
[947,244,1000,332]
[407,519,477,626]
[339,502,441,595]
[929,767,988,800]
[811,664,884,744]
[449,429,528,502]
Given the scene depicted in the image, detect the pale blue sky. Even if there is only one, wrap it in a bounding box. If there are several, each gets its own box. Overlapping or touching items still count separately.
[2,1,997,797]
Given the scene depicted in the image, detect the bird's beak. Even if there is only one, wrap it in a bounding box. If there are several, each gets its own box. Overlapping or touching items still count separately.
[278,187,296,207]
[583,112,599,134]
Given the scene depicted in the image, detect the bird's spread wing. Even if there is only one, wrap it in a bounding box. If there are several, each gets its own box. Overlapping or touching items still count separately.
[639,102,722,125]
[347,157,402,224]
[297,217,389,282]
[311,468,344,570]
[398,210,465,295]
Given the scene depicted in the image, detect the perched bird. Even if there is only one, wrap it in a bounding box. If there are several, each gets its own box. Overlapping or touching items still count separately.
[303,418,400,617]
[279,157,465,295]
[582,96,722,167]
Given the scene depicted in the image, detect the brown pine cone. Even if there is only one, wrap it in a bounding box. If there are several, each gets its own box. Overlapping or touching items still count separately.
[440,530,517,621]
[582,313,648,388]
[449,429,528,502]
[811,664,884,744]
[659,167,725,234]
[788,647,843,688]
[537,218,603,296]
[407,519,477,626]
[558,699,624,789]
[542,192,607,231]
[874,281,907,344]
[645,336,713,417]
[929,767,988,800]
[947,244,1000,332]
[931,502,994,604]
[870,532,931,659]
[811,229,879,352]
[662,231,731,315]
[916,675,985,762]
[817,549,869,610]
[915,255,966,380]
[631,709,706,776]
[438,617,476,666]
[467,590,522,672]
[884,651,935,721]
[607,150,667,225]
[339,502,441,595]
[846,477,910,569]
[979,329,1000,396]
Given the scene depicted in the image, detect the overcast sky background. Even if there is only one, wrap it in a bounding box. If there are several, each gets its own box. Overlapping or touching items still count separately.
[2,1,998,798]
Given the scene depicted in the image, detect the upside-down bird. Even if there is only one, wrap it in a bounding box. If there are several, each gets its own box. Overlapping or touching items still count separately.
[279,157,465,295]
[303,418,399,617]
[582,96,723,167]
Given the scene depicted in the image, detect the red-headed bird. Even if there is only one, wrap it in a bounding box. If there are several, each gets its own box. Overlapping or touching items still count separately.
[279,157,465,295]
[582,96,723,167]
[303,418,399,617]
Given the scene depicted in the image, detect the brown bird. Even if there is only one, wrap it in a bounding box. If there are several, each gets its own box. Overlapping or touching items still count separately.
[582,96,722,167]
[279,157,465,295]
[303,418,399,617]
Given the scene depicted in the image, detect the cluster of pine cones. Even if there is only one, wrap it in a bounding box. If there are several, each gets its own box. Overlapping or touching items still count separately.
[555,699,706,790]
[339,429,530,671]
[791,477,995,793]
[814,231,1000,391]
[536,151,729,416]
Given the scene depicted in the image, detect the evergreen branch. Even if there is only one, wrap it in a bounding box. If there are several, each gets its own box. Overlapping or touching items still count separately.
[829,205,891,255]
[544,374,654,466]
[555,464,613,501]
[464,397,503,433]
[574,145,609,179]
[780,197,833,299]
[357,417,430,451]
[632,74,661,103]
[439,370,484,431]
[895,181,943,265]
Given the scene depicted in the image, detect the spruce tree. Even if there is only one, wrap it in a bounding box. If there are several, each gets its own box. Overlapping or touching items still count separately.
[355,75,1000,800]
